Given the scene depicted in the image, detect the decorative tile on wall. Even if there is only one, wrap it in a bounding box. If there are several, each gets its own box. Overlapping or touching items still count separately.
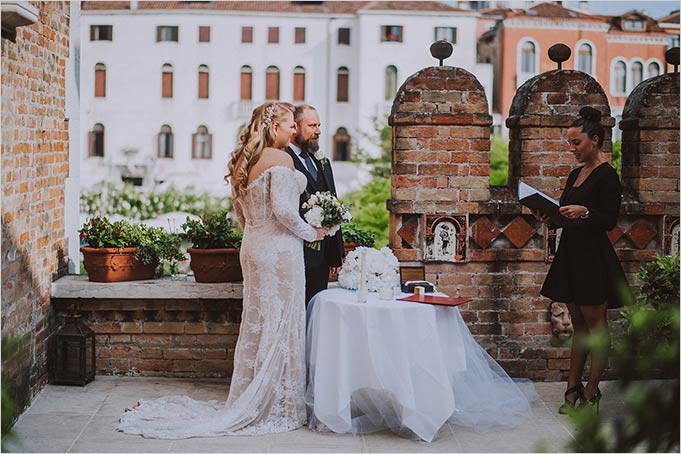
[423,214,468,262]
[663,215,679,256]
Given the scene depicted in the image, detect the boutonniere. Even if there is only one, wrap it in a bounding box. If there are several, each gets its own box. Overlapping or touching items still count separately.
[313,151,328,171]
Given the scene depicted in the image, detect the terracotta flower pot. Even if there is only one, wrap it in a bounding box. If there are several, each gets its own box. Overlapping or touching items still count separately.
[187,248,242,283]
[80,247,158,282]
[329,242,358,282]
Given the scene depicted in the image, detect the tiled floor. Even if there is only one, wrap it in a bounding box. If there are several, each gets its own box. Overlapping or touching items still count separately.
[2,377,626,453]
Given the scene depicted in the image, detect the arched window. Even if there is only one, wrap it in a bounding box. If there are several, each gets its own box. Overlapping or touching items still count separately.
[94,63,106,97]
[614,61,626,94]
[158,124,173,158]
[333,127,351,161]
[162,63,173,98]
[576,43,593,75]
[240,65,253,101]
[631,61,643,88]
[385,65,397,101]
[647,61,660,78]
[520,41,536,74]
[293,66,305,102]
[337,67,349,102]
[192,125,212,159]
[198,64,209,99]
[265,66,280,100]
[89,123,105,157]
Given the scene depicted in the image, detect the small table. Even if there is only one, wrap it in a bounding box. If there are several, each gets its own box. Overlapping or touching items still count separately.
[305,288,470,442]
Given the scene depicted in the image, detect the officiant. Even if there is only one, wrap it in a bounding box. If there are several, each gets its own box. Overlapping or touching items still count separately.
[285,105,343,304]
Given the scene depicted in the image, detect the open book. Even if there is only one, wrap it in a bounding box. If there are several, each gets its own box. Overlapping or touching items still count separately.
[518,181,568,227]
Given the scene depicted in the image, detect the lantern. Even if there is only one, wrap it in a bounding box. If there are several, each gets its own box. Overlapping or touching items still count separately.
[49,314,95,386]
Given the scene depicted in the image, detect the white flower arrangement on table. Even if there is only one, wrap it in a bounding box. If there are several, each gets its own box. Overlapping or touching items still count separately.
[338,246,400,292]
[302,191,352,250]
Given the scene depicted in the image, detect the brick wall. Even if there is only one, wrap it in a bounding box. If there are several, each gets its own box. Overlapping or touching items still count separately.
[1,1,71,414]
[52,298,243,378]
[389,63,678,380]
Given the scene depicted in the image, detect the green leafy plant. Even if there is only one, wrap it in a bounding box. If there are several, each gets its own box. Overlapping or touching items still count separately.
[79,216,185,266]
[341,176,390,248]
[611,140,622,179]
[180,210,243,249]
[341,223,376,247]
[490,134,509,187]
[2,335,29,444]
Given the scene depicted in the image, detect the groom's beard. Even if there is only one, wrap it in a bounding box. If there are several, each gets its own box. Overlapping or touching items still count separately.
[295,134,319,154]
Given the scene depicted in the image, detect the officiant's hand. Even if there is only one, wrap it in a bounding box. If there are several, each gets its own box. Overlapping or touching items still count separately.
[559,205,588,220]
[531,209,551,224]
[314,227,329,241]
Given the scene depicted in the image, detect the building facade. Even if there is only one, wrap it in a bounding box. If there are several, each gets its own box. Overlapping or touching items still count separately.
[80,1,492,195]
[479,2,670,135]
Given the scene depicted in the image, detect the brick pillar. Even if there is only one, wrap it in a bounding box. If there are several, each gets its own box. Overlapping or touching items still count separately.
[506,70,614,199]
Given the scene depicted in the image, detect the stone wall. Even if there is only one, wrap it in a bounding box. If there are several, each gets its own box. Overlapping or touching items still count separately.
[1,1,71,414]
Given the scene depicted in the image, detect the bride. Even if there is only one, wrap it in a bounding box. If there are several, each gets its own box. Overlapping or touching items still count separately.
[118,102,327,438]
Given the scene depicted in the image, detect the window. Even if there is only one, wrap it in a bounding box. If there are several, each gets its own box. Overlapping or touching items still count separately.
[268,27,279,44]
[198,65,209,99]
[293,66,305,101]
[576,43,593,75]
[333,127,351,161]
[198,26,210,42]
[623,19,644,31]
[242,26,253,43]
[337,67,349,102]
[157,26,179,42]
[671,34,680,49]
[614,60,627,93]
[89,123,104,157]
[338,27,350,45]
[265,66,280,100]
[90,25,112,41]
[381,25,403,42]
[385,65,397,101]
[295,27,306,44]
[162,64,173,98]
[192,125,212,159]
[648,61,660,78]
[158,125,173,158]
[434,27,456,44]
[94,63,106,97]
[520,41,536,73]
[240,65,253,100]
[631,61,643,88]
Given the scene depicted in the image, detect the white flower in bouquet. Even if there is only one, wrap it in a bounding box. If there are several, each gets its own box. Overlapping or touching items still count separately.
[338,246,400,292]
[302,191,351,251]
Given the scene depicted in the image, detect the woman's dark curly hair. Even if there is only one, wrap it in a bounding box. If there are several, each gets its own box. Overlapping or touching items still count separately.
[570,106,605,148]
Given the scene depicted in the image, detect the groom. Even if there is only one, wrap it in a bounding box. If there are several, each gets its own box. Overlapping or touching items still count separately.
[286,104,343,305]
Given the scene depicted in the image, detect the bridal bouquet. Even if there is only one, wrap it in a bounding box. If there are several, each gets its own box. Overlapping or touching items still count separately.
[338,246,400,292]
[303,191,352,250]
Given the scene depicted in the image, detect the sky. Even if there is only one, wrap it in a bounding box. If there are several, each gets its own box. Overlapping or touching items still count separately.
[562,1,679,18]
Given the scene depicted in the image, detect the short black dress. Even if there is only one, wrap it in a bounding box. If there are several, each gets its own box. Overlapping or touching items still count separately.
[540,162,629,308]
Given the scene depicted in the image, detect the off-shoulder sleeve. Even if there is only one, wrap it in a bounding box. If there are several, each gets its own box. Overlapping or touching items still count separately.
[233,198,246,230]
[269,168,317,242]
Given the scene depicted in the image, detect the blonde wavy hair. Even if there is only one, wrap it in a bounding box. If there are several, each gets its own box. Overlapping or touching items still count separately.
[227,102,293,199]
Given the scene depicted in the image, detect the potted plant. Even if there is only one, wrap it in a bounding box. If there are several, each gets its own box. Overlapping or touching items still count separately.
[181,210,243,283]
[330,223,377,282]
[79,216,184,282]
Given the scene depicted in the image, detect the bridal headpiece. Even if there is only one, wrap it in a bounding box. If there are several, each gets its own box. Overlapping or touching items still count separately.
[262,104,276,128]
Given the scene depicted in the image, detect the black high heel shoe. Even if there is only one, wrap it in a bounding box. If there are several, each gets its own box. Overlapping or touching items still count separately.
[558,383,584,414]
[580,387,602,415]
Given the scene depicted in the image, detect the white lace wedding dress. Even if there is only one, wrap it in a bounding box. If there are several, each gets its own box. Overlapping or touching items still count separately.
[118,166,317,439]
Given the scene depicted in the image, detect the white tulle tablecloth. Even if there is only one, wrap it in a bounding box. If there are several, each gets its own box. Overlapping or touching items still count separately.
[305,288,536,443]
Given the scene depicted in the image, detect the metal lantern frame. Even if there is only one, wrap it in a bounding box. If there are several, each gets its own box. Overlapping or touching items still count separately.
[48,314,96,386]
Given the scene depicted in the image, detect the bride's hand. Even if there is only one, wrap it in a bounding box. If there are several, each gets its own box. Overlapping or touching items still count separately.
[314,227,329,241]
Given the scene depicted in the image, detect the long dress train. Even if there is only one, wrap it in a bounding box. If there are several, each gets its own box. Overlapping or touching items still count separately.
[118,166,316,439]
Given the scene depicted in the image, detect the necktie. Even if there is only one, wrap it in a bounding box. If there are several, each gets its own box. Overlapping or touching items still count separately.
[302,152,318,181]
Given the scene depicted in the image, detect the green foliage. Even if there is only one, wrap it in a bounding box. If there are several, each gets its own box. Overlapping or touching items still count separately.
[341,177,391,248]
[180,210,243,249]
[350,114,392,164]
[341,223,376,247]
[567,254,680,453]
[79,216,185,265]
[2,335,29,442]
[611,141,622,179]
[80,182,231,221]
[490,134,509,186]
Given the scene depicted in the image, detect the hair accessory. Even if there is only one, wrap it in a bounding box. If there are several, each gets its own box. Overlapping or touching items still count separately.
[263,104,276,128]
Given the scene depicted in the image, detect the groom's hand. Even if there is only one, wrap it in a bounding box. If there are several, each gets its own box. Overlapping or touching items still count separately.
[330,267,341,275]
